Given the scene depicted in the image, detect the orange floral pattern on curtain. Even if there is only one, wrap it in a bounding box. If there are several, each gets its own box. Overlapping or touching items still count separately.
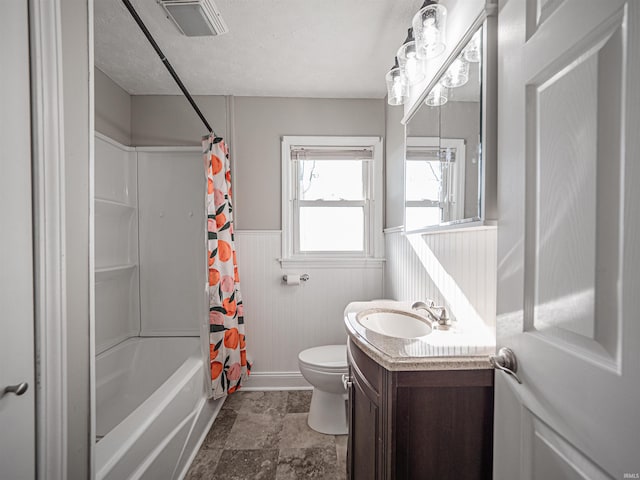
[203,134,250,399]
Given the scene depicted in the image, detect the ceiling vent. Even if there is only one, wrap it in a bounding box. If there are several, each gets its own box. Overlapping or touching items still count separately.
[159,0,229,37]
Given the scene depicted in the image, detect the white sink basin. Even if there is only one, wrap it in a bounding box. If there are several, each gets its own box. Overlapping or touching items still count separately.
[356,308,432,339]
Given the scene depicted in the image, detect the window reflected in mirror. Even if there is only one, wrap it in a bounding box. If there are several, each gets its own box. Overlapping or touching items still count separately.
[404,25,483,232]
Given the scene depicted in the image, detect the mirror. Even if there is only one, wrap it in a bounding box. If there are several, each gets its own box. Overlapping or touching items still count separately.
[404,25,486,232]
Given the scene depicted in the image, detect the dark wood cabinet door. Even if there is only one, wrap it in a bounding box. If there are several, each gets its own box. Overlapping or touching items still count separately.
[349,367,379,480]
[393,384,494,479]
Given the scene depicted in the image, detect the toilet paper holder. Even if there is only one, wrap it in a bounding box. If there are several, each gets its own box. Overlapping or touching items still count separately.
[282,274,310,283]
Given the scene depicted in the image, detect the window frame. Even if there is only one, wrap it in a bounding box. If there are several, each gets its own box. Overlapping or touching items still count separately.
[281,136,384,267]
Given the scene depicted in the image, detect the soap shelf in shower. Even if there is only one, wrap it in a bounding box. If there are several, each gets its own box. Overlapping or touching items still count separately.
[95,264,137,279]
[94,197,136,210]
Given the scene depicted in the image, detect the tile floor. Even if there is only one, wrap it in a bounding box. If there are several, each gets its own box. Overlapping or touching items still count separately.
[185,390,348,480]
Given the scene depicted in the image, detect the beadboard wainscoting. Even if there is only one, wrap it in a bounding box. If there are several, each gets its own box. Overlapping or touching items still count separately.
[235,230,384,390]
[384,227,497,332]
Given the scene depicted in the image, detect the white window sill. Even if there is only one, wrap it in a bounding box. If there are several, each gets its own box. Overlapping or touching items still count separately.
[279,257,385,269]
[405,219,498,235]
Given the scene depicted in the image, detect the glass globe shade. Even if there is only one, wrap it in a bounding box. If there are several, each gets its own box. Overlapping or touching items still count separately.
[441,57,469,88]
[397,41,425,85]
[425,83,448,106]
[462,30,481,63]
[412,4,447,59]
[386,67,407,106]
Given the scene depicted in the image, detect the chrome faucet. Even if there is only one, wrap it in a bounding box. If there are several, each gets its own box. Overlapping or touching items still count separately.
[411,300,452,330]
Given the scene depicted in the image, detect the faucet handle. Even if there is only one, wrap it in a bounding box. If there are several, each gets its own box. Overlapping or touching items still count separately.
[425,299,447,316]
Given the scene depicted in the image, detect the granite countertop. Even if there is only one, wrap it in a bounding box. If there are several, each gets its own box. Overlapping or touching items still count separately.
[344,300,495,371]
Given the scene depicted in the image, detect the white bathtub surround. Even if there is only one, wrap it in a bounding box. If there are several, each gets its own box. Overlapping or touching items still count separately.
[94,134,206,347]
[384,227,497,332]
[137,146,206,337]
[235,230,384,390]
[95,337,222,480]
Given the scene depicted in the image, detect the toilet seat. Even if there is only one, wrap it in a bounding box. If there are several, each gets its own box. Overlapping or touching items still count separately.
[298,345,347,371]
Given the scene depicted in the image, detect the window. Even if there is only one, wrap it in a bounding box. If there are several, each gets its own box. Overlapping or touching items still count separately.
[405,137,465,231]
[281,136,383,266]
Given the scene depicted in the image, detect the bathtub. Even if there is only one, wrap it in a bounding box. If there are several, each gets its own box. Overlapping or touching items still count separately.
[96,337,221,480]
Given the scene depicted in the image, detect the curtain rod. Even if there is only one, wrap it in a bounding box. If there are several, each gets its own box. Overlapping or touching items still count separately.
[121,0,215,135]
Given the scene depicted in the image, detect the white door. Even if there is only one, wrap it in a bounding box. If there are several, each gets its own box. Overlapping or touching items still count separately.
[495,0,640,478]
[0,1,36,479]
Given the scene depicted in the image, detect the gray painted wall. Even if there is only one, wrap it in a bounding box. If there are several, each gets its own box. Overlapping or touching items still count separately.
[131,95,227,146]
[61,0,90,476]
[126,95,384,230]
[95,68,131,146]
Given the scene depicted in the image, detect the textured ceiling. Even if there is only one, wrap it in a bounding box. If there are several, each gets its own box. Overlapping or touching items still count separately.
[94,0,423,98]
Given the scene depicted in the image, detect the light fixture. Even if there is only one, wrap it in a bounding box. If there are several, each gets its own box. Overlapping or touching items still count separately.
[412,0,447,60]
[441,56,469,88]
[386,57,407,106]
[159,0,229,37]
[397,28,426,85]
[462,30,481,63]
[425,82,448,106]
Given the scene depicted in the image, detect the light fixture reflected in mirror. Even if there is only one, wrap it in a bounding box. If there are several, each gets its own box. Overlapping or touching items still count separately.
[397,28,425,85]
[413,0,447,59]
[386,57,407,106]
[425,82,448,106]
[442,56,469,88]
[462,30,481,63]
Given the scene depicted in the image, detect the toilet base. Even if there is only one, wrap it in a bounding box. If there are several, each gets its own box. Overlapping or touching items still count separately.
[307,389,348,435]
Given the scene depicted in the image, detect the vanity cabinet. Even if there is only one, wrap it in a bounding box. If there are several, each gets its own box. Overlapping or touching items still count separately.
[347,339,494,480]
[348,339,384,479]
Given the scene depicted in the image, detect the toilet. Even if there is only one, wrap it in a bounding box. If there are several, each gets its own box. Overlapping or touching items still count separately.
[298,344,348,435]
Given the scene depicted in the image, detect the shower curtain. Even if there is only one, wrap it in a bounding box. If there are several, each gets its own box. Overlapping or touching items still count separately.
[203,134,250,399]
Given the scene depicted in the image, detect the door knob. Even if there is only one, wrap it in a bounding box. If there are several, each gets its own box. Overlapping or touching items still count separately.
[489,347,522,384]
[4,382,28,396]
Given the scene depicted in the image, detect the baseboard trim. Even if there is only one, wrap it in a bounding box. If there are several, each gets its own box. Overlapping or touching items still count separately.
[242,371,312,391]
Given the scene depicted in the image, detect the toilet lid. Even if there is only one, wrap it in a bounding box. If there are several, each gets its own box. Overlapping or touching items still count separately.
[298,345,347,369]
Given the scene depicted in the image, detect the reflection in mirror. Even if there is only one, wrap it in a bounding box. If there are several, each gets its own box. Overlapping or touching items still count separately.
[405,26,483,232]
